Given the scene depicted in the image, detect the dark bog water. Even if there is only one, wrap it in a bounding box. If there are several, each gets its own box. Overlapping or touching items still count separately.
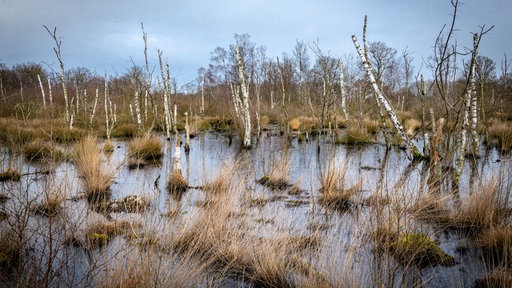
[0,131,510,287]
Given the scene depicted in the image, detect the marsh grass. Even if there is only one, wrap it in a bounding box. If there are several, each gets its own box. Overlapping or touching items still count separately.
[74,135,115,198]
[409,192,452,226]
[318,161,362,211]
[258,154,291,190]
[486,118,512,152]
[0,168,21,182]
[127,132,163,168]
[102,139,114,153]
[167,170,188,194]
[31,185,68,217]
[477,224,512,266]
[474,267,512,288]
[336,126,372,145]
[452,179,509,234]
[23,138,64,162]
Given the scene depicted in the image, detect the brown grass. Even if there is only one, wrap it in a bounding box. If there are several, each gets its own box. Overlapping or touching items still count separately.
[452,179,508,233]
[31,185,68,217]
[23,138,64,162]
[0,168,21,182]
[487,118,512,152]
[258,154,291,190]
[128,132,163,160]
[336,126,372,145]
[409,193,452,226]
[477,224,512,266]
[318,162,362,211]
[474,268,512,288]
[74,135,115,198]
[167,170,188,194]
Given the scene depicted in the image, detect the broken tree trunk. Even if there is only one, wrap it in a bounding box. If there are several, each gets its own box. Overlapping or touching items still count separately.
[352,35,422,159]
[454,33,479,183]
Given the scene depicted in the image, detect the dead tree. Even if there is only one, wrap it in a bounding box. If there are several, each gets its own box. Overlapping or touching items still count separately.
[44,26,70,126]
[352,35,422,159]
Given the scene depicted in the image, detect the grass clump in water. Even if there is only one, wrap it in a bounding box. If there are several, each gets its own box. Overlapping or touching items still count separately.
[318,162,361,211]
[336,126,372,145]
[23,138,64,162]
[128,132,163,168]
[74,135,115,199]
[0,168,21,182]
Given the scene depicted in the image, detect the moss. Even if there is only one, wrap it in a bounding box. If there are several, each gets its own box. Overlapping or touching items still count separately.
[91,233,109,247]
[390,233,455,268]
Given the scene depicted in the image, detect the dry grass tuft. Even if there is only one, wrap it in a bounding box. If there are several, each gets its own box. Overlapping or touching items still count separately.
[318,162,361,211]
[0,168,21,182]
[257,155,291,190]
[477,224,512,266]
[336,126,372,145]
[23,138,64,162]
[487,118,512,152]
[452,179,509,233]
[167,170,188,194]
[31,187,68,217]
[474,268,512,288]
[128,132,163,161]
[74,135,115,198]
[102,139,115,153]
[404,118,421,136]
[409,193,452,226]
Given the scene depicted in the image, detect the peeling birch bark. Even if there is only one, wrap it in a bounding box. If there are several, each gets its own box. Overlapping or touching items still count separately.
[352,35,422,159]
[235,46,252,148]
[134,92,142,129]
[455,34,479,183]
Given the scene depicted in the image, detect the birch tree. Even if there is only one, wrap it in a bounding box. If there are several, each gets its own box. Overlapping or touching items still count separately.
[37,74,46,109]
[352,35,422,159]
[454,34,479,183]
[44,26,70,126]
[235,45,252,148]
[340,61,348,122]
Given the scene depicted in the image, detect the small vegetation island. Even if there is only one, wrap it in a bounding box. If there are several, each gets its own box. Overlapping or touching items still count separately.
[0,2,511,287]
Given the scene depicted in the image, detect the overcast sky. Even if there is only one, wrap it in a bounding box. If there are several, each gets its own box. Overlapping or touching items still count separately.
[1,0,510,86]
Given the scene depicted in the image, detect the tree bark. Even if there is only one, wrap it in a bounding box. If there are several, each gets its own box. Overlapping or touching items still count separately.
[352,35,422,159]
[235,46,252,149]
[454,34,479,183]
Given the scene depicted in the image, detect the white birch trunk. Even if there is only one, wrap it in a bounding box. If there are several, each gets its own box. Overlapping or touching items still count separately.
[37,74,46,108]
[236,46,252,149]
[129,104,134,121]
[90,88,99,126]
[184,112,190,152]
[105,88,110,139]
[340,62,348,122]
[47,77,53,106]
[134,92,142,128]
[158,50,172,140]
[352,35,422,158]
[470,55,479,156]
[200,73,205,116]
[455,34,479,182]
